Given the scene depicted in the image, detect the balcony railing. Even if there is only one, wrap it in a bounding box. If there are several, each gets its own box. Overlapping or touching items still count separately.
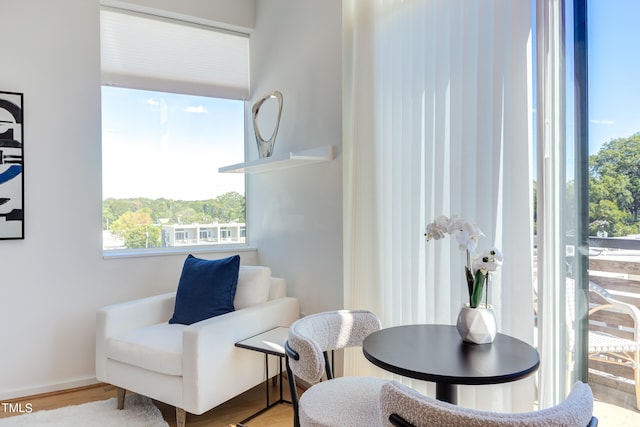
[587,236,640,410]
[173,237,246,246]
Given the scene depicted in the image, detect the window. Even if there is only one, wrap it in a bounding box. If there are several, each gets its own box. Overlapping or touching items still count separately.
[537,0,640,414]
[583,0,640,413]
[100,7,249,253]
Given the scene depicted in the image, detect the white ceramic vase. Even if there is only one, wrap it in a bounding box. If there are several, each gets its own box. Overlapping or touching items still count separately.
[456,303,497,344]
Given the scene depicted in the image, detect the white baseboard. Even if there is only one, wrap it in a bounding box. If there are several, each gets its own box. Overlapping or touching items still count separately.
[0,377,100,401]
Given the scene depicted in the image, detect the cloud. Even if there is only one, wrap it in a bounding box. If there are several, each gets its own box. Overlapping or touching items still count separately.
[590,119,615,125]
[185,105,207,113]
[147,98,160,107]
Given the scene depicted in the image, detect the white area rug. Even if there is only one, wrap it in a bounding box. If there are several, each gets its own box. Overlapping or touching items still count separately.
[0,393,169,427]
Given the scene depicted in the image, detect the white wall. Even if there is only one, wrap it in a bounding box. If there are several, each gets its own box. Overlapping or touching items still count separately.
[248,0,343,316]
[0,0,343,400]
[0,0,257,400]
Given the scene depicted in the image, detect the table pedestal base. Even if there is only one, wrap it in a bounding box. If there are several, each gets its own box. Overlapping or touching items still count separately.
[436,383,457,405]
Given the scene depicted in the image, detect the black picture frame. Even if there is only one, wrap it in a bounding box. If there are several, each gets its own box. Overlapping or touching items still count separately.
[0,91,24,239]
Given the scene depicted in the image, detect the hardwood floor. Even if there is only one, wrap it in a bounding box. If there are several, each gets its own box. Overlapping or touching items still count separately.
[155,379,295,427]
[0,380,295,426]
[0,383,117,418]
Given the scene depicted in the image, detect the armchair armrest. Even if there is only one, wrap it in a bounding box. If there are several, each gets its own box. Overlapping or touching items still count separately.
[97,292,176,335]
[181,296,300,413]
[96,292,176,380]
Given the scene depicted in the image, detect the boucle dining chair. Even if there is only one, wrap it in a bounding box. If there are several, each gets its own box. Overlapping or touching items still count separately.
[379,380,598,427]
[284,309,388,427]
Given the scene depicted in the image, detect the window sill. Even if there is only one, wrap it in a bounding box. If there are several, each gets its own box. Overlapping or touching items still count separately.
[102,245,257,260]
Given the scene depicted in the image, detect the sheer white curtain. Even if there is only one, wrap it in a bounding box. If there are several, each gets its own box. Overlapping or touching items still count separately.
[343,0,535,411]
[536,0,573,409]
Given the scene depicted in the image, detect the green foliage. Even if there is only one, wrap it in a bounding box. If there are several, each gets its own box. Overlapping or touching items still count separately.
[589,199,636,236]
[110,210,161,249]
[589,132,640,236]
[468,267,487,308]
[210,192,246,222]
[103,192,245,249]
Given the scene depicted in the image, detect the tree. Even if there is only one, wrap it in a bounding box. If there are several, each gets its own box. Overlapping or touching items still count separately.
[204,192,246,223]
[589,132,640,236]
[102,192,246,248]
[110,210,161,249]
[103,198,132,230]
[590,133,640,220]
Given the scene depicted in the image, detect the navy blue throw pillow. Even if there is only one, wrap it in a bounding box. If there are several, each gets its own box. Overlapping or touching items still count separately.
[169,254,241,325]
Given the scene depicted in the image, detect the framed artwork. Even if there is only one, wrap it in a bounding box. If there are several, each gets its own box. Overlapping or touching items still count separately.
[0,91,24,239]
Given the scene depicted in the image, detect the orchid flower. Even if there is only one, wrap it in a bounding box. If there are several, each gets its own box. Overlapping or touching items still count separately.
[425,216,502,308]
[425,221,446,241]
[474,247,504,272]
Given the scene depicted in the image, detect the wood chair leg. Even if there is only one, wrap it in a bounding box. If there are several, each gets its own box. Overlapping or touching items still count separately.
[116,387,126,410]
[176,407,186,427]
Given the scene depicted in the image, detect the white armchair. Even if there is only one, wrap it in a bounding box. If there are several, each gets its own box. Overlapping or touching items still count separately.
[96,265,300,427]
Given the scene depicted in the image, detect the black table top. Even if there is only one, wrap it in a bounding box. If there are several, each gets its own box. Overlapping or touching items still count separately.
[362,324,540,386]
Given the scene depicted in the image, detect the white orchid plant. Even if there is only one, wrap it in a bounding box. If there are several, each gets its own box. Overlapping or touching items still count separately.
[425,216,503,309]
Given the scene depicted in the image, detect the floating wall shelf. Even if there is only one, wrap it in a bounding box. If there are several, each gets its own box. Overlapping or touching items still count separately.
[219,145,334,174]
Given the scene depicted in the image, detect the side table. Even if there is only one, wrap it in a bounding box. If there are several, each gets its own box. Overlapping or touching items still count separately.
[234,326,291,425]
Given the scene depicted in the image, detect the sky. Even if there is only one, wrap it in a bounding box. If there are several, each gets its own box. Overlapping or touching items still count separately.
[533,0,640,180]
[101,87,245,200]
[587,0,640,154]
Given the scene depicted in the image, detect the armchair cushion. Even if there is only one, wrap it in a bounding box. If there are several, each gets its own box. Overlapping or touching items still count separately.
[234,266,272,310]
[169,254,240,325]
[107,323,185,376]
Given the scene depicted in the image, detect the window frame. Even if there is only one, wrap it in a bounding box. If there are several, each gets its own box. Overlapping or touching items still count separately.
[100,6,250,258]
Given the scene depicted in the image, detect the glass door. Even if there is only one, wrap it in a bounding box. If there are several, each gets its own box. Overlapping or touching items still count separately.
[585,0,640,414]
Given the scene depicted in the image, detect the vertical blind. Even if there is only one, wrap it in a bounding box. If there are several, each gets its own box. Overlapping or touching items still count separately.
[536,0,568,408]
[100,7,249,99]
[343,0,534,412]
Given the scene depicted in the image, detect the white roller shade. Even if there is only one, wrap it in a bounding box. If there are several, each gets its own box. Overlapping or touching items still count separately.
[100,8,249,99]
